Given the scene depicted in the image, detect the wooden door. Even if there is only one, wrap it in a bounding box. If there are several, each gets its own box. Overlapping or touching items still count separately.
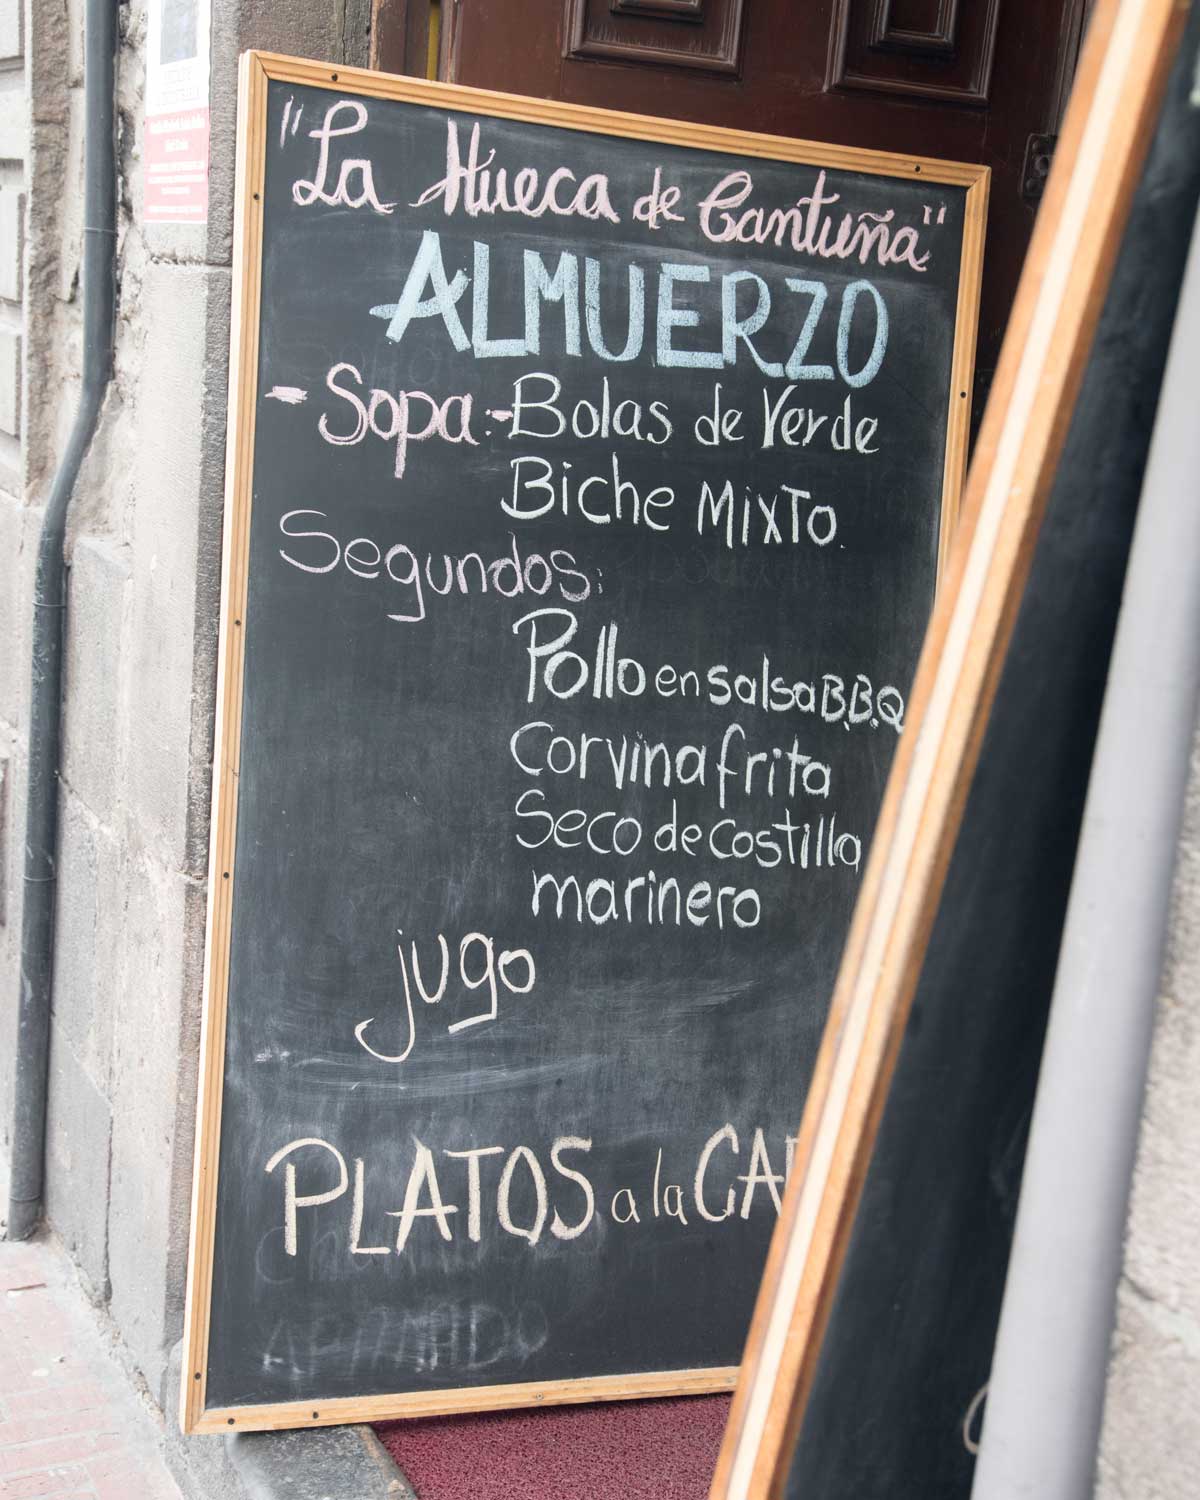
[374,0,1088,416]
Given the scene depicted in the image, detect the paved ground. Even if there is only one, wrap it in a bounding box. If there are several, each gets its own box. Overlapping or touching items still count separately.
[0,1235,184,1500]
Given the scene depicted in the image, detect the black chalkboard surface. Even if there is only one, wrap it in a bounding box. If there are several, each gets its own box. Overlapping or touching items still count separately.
[784,18,1200,1493]
[181,51,986,1433]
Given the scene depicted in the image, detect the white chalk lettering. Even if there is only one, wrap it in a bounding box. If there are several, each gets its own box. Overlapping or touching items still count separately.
[292,100,394,214]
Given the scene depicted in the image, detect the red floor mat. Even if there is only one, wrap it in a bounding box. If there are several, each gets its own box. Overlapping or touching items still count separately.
[375,1394,732,1500]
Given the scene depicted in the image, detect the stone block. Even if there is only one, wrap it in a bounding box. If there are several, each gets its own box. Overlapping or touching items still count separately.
[0,322,19,436]
[0,749,8,931]
[0,430,18,498]
[1098,1282,1200,1500]
[1099,720,1200,1494]
[56,93,84,303]
[66,0,83,87]
[1160,732,1200,1005]
[0,189,22,301]
[44,1021,113,1297]
[127,263,211,870]
[182,266,231,879]
[1117,985,1200,1310]
[230,1425,416,1499]
[48,797,97,1061]
[27,0,67,125]
[62,534,131,827]
[0,79,23,160]
[0,491,31,726]
[48,798,120,1095]
[164,877,210,1366]
[107,858,195,1396]
[0,0,20,62]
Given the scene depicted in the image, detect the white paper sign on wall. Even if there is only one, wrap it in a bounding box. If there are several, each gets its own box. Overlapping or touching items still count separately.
[145,0,211,226]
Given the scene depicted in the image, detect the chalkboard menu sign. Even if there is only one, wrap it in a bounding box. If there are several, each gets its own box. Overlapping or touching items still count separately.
[181,51,986,1433]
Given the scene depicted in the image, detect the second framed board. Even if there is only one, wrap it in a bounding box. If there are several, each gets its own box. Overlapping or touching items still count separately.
[181,50,987,1433]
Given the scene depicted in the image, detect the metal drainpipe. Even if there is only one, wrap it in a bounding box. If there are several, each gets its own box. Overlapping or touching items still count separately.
[6,0,117,1241]
[970,206,1200,1500]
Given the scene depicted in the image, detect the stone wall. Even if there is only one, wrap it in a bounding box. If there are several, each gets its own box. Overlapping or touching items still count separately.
[1096,722,1200,1500]
[0,0,366,1442]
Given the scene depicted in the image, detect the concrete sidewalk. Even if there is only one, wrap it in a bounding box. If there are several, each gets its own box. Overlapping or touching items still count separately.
[0,1235,183,1500]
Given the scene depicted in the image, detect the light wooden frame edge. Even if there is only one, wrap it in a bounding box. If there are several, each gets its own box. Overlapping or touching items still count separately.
[179,47,988,1437]
[707,0,1189,1495]
[187,1366,741,1436]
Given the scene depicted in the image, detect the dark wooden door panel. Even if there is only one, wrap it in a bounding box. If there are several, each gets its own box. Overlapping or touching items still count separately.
[402,0,1084,408]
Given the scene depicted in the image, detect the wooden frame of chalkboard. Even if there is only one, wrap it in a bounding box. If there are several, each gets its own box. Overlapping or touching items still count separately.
[707,0,1186,1493]
[181,49,988,1436]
